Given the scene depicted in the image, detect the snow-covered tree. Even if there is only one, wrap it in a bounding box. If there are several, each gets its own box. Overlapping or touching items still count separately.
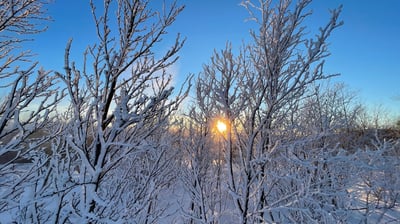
[193,0,344,222]
[13,0,190,222]
[293,82,363,150]
[0,0,65,221]
[194,44,249,222]
[177,116,219,223]
[177,106,237,223]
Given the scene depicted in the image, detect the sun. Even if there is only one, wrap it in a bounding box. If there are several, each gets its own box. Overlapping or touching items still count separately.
[216,120,227,133]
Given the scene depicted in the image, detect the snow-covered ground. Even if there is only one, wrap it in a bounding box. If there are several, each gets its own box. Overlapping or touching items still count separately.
[1,151,399,223]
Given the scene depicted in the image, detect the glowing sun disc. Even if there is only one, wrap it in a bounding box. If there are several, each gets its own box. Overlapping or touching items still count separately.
[216,120,227,133]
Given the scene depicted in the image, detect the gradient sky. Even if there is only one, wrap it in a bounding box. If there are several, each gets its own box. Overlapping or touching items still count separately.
[28,0,400,114]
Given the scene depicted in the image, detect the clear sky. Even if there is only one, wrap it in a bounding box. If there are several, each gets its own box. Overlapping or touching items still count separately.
[28,0,400,114]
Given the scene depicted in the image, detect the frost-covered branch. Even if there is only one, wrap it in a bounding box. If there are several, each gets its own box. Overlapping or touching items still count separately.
[51,0,190,222]
[0,1,68,221]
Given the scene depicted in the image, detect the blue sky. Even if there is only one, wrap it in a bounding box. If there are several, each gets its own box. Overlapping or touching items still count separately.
[29,0,400,114]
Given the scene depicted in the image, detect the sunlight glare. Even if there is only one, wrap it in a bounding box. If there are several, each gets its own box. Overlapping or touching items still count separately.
[216,120,227,133]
